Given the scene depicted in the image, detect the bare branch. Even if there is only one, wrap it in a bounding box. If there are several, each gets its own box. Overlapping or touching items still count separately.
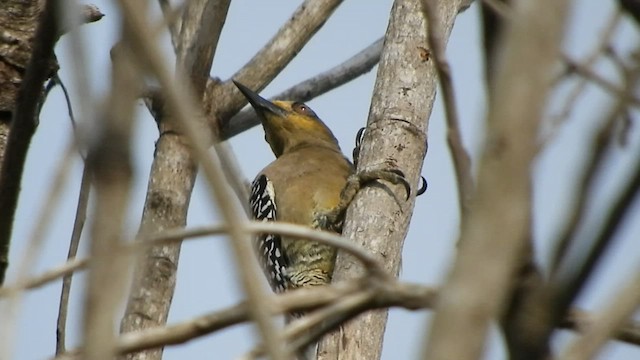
[220,37,383,140]
[319,0,462,358]
[545,10,622,142]
[143,222,391,279]
[561,309,640,348]
[550,76,638,276]
[56,280,436,359]
[551,124,640,331]
[116,283,362,357]
[421,0,474,216]
[55,271,640,360]
[56,165,90,354]
[562,53,640,108]
[205,0,344,126]
[115,1,288,358]
[0,142,77,360]
[0,0,61,285]
[175,0,230,94]
[81,31,141,360]
[0,220,389,297]
[422,0,571,359]
[118,1,232,359]
[0,257,88,297]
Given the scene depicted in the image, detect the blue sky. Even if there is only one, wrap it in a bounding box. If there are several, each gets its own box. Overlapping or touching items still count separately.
[4,0,640,359]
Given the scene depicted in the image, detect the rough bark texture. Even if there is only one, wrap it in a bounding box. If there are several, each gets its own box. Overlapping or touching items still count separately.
[118,1,227,359]
[0,1,102,284]
[0,0,48,285]
[118,132,197,360]
[317,0,462,359]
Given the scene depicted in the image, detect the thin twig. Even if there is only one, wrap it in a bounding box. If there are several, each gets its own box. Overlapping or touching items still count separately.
[560,309,640,347]
[141,222,391,279]
[483,0,640,110]
[421,0,474,217]
[56,164,91,355]
[562,53,640,108]
[220,37,383,139]
[550,57,640,322]
[550,94,631,275]
[0,220,389,296]
[545,10,623,141]
[551,130,640,331]
[0,257,88,297]
[0,142,77,360]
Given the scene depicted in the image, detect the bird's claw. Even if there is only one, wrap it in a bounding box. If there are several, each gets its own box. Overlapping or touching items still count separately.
[355,166,412,201]
[417,176,428,196]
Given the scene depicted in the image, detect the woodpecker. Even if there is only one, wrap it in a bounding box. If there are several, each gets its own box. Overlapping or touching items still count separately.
[233,81,350,293]
[233,81,411,294]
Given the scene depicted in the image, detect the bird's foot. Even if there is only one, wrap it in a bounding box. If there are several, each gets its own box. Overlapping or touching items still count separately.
[318,161,412,232]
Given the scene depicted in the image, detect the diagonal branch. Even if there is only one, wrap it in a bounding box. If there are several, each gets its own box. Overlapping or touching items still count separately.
[220,37,383,140]
[205,0,344,128]
[116,1,288,358]
[56,165,91,355]
[560,267,640,360]
[117,1,233,360]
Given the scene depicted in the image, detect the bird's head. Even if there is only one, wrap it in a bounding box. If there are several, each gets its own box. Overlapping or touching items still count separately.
[234,80,339,157]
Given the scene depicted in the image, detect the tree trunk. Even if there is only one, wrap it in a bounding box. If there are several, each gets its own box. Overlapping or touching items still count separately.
[317,0,464,358]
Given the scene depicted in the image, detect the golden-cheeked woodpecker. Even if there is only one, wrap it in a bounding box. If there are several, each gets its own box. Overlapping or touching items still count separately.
[233,81,411,294]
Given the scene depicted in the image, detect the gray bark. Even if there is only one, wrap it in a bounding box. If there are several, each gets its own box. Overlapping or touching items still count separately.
[317,0,463,359]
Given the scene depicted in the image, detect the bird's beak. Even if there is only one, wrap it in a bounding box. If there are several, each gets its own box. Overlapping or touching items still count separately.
[233,80,286,117]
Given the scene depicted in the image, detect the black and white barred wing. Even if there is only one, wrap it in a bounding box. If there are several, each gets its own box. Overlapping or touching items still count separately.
[249,175,288,293]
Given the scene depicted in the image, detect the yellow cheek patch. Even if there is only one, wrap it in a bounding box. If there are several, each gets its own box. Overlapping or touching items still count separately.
[272,100,293,111]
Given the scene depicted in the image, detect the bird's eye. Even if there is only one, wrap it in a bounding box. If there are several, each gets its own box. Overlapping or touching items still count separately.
[292,102,317,117]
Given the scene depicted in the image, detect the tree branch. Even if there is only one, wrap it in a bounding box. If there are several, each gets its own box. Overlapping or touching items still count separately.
[422,0,570,358]
[81,37,139,360]
[116,1,288,358]
[53,274,640,359]
[220,37,383,140]
[0,0,60,285]
[561,268,640,360]
[204,0,344,131]
[421,0,474,216]
[318,0,463,358]
[117,1,231,359]
[56,166,91,354]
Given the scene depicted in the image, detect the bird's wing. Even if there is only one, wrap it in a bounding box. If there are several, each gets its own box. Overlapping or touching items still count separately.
[249,174,289,292]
